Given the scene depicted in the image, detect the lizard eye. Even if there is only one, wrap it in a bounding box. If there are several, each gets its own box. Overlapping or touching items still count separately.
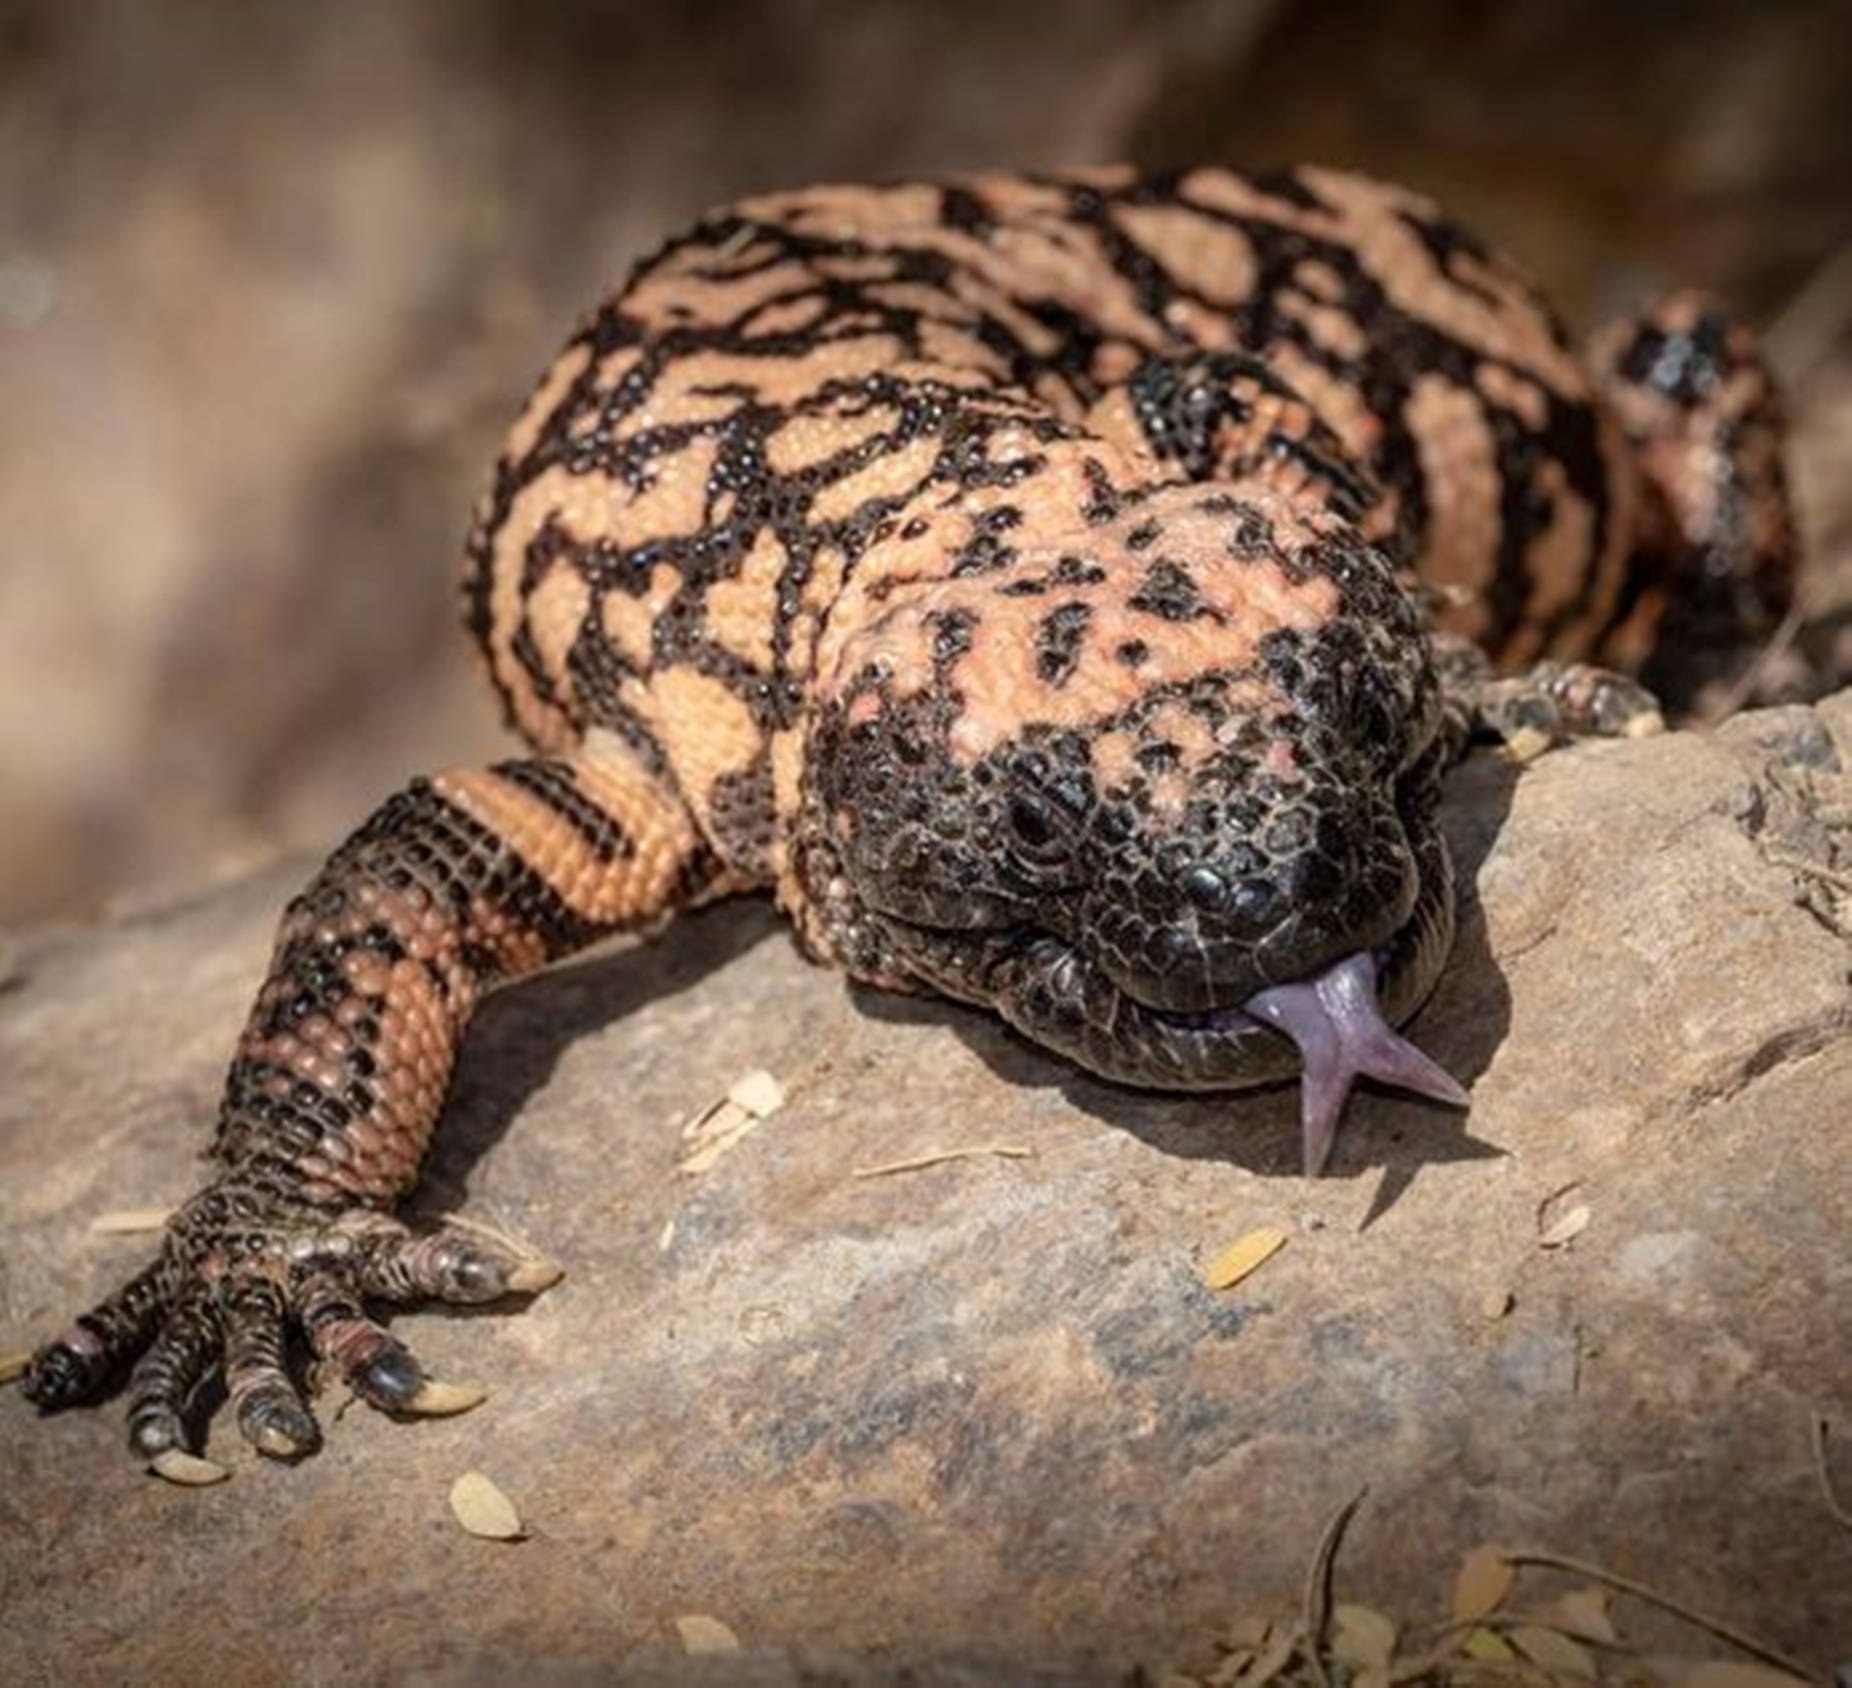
[1007,795,1061,856]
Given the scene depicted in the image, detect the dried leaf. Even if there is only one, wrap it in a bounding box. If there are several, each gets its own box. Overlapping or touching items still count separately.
[1510,1625,1597,1677]
[1550,1587,1616,1643]
[89,1207,172,1235]
[678,1101,760,1175]
[448,1470,525,1540]
[1203,1652,1250,1686]
[1202,1619,1267,1685]
[726,1068,785,1118]
[682,1096,743,1147]
[1223,1617,1272,1652]
[1462,1628,1517,1662]
[1535,1182,1587,1246]
[1203,1226,1288,1291]
[1501,1547,1816,1678]
[1539,1204,1592,1248]
[0,1349,31,1385]
[1677,1666,1814,1688]
[674,1613,741,1655]
[1451,1543,1514,1623]
[1329,1603,1397,1669]
[1238,1622,1298,1688]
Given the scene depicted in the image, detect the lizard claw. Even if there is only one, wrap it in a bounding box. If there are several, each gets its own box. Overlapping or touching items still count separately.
[23,1180,561,1477]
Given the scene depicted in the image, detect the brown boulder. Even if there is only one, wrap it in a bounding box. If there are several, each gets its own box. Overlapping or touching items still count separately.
[3,695,1848,1682]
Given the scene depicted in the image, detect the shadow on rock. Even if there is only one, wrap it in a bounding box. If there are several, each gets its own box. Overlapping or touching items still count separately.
[423,897,788,1212]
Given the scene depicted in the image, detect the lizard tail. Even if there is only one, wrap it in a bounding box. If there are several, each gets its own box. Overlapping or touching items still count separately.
[1589,290,1798,710]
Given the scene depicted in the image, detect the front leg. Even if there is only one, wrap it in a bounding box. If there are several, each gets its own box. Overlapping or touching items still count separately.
[1428,629,1664,759]
[24,735,719,1478]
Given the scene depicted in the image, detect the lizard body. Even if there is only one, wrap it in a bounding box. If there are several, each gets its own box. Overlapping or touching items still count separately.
[25,166,1795,1475]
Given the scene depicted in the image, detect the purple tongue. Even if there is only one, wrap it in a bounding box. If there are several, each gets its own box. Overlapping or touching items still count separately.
[1244,951,1469,1177]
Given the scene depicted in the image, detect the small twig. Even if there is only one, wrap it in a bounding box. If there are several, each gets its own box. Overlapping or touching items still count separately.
[87,1206,174,1236]
[1765,850,1852,895]
[1810,1410,1852,1530]
[1301,1487,1368,1688]
[850,1144,1033,1179]
[1499,1548,1821,1682]
[433,1210,551,1259]
[1701,600,1807,725]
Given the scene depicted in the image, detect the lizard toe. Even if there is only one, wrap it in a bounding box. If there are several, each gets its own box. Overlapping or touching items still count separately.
[291,1266,429,1412]
[22,1255,175,1409]
[342,1215,564,1306]
[125,1286,222,1466]
[222,1273,321,1459]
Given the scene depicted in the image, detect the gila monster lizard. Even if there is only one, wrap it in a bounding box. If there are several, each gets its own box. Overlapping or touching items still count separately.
[24,165,1795,1479]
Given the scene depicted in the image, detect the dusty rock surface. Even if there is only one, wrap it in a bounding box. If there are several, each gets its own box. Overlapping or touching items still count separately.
[2,697,1849,1685]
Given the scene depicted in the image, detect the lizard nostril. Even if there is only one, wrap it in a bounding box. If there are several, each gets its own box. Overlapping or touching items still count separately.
[1180,864,1229,911]
[1228,876,1279,925]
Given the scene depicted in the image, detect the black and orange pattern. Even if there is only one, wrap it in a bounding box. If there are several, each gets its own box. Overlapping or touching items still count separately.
[26,166,1795,1472]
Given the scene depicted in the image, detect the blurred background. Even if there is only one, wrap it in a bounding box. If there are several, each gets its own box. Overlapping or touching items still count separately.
[1,0,1848,922]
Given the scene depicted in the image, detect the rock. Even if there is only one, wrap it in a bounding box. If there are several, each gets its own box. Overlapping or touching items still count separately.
[2,696,1849,1683]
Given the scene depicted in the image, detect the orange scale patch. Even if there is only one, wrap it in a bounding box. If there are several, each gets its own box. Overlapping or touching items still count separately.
[1404,375,1501,635]
[1116,202,1258,308]
[743,182,945,240]
[809,436,942,526]
[704,529,788,672]
[620,434,721,541]
[1474,361,1551,431]
[744,294,835,339]
[765,404,901,477]
[1284,293,1369,363]
[523,566,593,701]
[601,560,682,670]
[1160,297,1240,351]
[1266,344,1386,465]
[1508,460,1599,664]
[625,254,809,329]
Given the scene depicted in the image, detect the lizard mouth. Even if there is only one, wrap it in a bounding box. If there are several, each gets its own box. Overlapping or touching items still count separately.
[876,820,1462,1175]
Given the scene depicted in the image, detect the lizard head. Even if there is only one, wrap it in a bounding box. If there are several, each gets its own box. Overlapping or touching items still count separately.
[803,484,1467,1173]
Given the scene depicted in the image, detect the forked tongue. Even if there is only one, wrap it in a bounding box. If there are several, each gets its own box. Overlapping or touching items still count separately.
[1244,951,1469,1177]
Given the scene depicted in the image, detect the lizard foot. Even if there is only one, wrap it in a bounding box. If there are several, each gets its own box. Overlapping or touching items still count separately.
[1431,632,1664,760]
[1472,660,1665,761]
[22,1176,561,1482]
